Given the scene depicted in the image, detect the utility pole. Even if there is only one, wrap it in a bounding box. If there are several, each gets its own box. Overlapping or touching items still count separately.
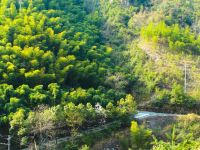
[184,62,187,93]
[7,135,11,150]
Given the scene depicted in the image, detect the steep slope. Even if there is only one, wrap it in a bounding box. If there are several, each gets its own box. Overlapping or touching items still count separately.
[0,0,200,149]
[0,0,136,149]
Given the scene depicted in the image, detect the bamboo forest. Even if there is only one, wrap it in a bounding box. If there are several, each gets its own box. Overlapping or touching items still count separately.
[0,0,199,150]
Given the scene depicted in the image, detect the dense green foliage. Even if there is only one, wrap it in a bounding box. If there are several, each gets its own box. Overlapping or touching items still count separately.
[0,0,138,148]
[106,0,200,108]
[0,0,109,88]
[0,83,127,125]
[0,0,123,125]
[119,115,200,150]
[152,114,200,150]
[10,94,136,146]
[0,0,200,149]
[141,21,200,54]
[129,121,152,149]
[97,1,200,148]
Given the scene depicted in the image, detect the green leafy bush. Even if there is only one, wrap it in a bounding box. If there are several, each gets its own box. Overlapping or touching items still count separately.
[141,21,200,54]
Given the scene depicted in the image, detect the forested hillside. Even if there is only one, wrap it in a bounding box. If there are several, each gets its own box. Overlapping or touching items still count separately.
[0,0,199,149]
[0,0,137,148]
[98,0,200,112]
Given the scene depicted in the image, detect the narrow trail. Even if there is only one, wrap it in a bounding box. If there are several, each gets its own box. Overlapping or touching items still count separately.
[21,111,186,150]
[22,121,120,150]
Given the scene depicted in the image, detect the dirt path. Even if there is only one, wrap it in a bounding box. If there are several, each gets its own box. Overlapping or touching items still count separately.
[22,111,190,150]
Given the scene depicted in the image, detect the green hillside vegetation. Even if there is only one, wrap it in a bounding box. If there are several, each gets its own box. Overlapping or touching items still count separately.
[0,0,136,147]
[101,0,200,111]
[141,22,200,54]
[152,115,200,150]
[123,114,200,149]
[91,114,200,150]
[0,0,200,149]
